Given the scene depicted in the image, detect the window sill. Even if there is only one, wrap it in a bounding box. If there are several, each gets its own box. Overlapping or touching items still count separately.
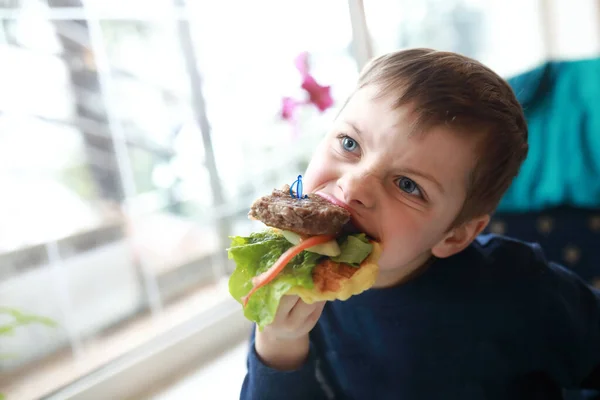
[45,295,251,400]
[1,279,251,400]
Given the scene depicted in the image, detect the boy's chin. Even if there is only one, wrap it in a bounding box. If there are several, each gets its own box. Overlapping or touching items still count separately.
[372,251,435,287]
[372,264,411,288]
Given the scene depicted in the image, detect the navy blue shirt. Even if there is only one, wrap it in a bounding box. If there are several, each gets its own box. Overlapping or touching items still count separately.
[241,235,600,399]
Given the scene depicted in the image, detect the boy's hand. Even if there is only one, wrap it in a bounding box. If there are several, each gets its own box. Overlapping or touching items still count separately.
[263,295,325,340]
[255,295,325,371]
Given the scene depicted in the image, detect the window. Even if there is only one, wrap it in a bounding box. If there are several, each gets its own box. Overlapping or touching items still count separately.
[0,1,358,398]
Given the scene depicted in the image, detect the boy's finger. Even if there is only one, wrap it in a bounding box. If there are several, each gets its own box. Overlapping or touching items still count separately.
[288,299,322,325]
[276,295,300,320]
[305,301,326,324]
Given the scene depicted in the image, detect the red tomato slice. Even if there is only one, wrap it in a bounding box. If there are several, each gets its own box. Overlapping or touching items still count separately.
[241,234,335,307]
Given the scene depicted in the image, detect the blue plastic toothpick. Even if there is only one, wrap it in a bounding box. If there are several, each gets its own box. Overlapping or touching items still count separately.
[290,175,308,199]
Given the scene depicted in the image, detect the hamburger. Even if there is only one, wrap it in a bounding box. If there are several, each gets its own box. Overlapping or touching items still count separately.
[227,184,382,329]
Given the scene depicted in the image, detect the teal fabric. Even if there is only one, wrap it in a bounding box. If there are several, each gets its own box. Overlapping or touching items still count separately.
[497,57,600,212]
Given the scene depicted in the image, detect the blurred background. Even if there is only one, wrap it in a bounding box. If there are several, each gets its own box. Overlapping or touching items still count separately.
[0,0,598,399]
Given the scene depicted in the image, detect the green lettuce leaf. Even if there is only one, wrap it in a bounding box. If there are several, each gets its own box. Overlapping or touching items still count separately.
[227,231,323,329]
[227,231,373,329]
[330,233,373,267]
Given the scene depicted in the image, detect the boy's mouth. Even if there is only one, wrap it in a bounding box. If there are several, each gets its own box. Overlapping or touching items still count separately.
[342,220,362,235]
[344,217,374,240]
[315,192,352,212]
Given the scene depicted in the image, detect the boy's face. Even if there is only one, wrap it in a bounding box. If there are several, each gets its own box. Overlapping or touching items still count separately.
[304,85,484,287]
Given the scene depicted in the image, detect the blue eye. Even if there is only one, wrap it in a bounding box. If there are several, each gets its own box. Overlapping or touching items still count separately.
[397,177,422,197]
[342,136,358,152]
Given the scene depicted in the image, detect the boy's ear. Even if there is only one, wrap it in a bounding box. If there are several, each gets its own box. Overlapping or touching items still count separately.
[431,214,490,258]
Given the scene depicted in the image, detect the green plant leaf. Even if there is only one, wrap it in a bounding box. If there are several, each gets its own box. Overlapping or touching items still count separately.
[0,324,15,336]
[0,307,57,328]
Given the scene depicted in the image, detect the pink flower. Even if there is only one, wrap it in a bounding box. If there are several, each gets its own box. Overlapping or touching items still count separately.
[295,51,310,77]
[281,51,334,130]
[281,97,299,120]
[301,75,333,112]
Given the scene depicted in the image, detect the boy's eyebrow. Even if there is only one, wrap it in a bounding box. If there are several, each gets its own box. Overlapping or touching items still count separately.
[347,122,364,138]
[401,167,445,194]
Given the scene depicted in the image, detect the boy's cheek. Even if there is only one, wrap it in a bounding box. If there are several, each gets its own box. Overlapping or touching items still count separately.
[376,233,432,273]
[377,217,435,262]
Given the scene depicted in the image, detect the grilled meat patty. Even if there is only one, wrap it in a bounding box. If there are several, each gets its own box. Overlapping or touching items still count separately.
[248,185,350,236]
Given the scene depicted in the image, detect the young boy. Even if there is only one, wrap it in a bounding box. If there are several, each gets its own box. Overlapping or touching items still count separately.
[240,48,600,399]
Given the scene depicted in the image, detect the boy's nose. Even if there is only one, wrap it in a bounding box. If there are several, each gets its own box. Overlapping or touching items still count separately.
[338,172,377,209]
